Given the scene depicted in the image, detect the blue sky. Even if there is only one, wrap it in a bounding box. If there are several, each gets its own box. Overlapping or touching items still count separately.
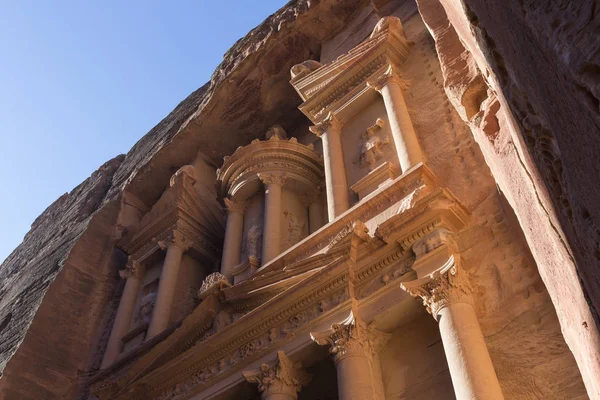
[0,1,286,263]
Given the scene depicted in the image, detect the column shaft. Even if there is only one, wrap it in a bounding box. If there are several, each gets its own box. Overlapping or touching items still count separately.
[262,180,282,265]
[378,76,422,173]
[100,274,141,368]
[308,201,324,234]
[147,243,185,339]
[221,208,244,278]
[321,127,350,221]
[438,302,504,400]
[264,394,295,400]
[336,355,376,400]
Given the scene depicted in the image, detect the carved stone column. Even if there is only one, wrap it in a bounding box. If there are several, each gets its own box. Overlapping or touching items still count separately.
[147,230,190,339]
[259,173,286,265]
[311,312,389,400]
[368,65,423,173]
[221,198,247,279]
[100,260,144,369]
[400,233,503,400]
[243,351,312,400]
[310,113,350,221]
[301,187,325,234]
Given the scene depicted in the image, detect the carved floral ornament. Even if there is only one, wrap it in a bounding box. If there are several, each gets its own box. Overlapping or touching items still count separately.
[223,197,248,214]
[119,258,145,280]
[310,311,390,364]
[243,351,312,398]
[258,172,287,187]
[401,252,473,320]
[157,230,191,252]
[308,112,342,137]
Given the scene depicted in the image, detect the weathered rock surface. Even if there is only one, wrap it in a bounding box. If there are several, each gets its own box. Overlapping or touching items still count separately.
[0,1,370,399]
[415,0,600,397]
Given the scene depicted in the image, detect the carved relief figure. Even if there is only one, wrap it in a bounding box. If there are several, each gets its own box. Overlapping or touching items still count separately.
[282,210,306,250]
[136,291,156,325]
[354,118,389,169]
[245,224,263,259]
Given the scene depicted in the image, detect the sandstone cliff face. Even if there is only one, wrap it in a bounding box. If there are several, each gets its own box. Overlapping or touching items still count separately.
[415,0,600,397]
[0,1,369,399]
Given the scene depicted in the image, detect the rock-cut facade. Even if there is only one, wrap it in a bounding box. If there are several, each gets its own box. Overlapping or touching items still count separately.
[1,0,599,399]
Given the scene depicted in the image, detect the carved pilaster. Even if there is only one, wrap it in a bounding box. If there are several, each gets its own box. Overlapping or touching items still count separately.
[311,312,390,364]
[243,351,312,399]
[223,198,248,214]
[258,172,287,187]
[309,112,342,137]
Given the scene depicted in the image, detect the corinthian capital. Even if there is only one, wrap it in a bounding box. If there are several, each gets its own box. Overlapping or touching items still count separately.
[157,230,191,252]
[243,351,312,398]
[310,312,390,364]
[119,258,145,280]
[309,112,342,137]
[258,172,287,187]
[367,65,408,92]
[223,197,248,214]
[401,253,472,320]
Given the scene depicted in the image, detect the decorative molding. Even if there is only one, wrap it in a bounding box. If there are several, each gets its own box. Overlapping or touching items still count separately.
[243,351,311,398]
[311,311,390,364]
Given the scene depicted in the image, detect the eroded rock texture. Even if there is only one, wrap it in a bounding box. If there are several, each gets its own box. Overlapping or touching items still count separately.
[415,0,600,396]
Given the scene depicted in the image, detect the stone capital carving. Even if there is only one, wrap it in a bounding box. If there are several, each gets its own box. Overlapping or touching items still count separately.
[310,312,390,364]
[258,172,287,187]
[157,230,191,252]
[223,198,248,214]
[367,65,408,92]
[243,351,312,398]
[119,258,145,280]
[400,252,473,320]
[197,272,232,300]
[309,112,342,137]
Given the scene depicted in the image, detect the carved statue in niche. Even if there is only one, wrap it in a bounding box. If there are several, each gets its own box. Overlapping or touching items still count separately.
[354,118,389,170]
[245,224,263,260]
[283,210,306,250]
[136,290,156,325]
